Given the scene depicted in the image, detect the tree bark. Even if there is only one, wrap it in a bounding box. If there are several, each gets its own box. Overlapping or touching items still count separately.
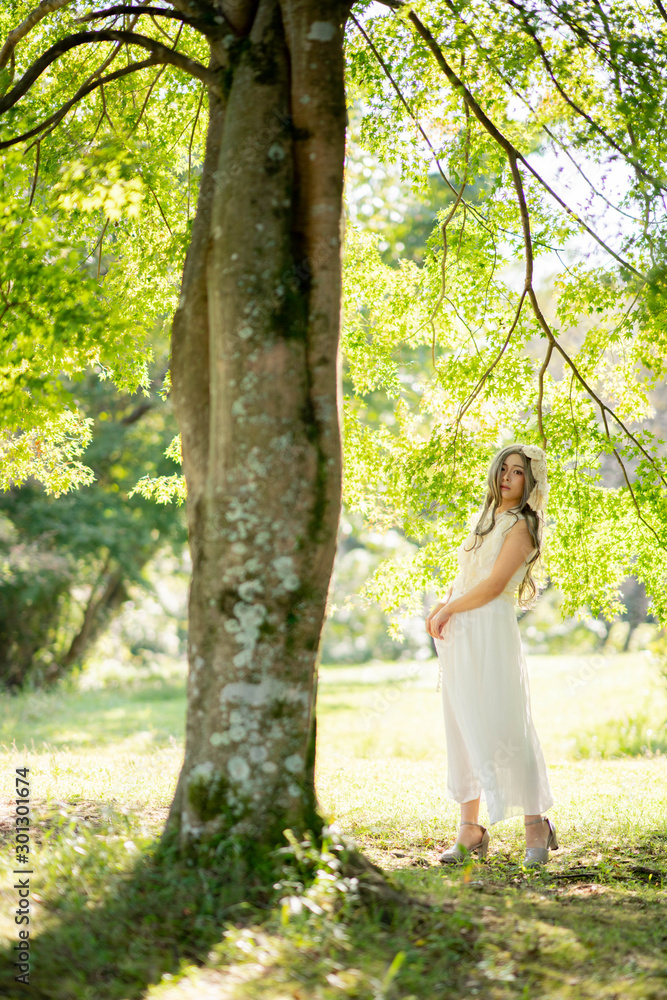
[166,0,348,853]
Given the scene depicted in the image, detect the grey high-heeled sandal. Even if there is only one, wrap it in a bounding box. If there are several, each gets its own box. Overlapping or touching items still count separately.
[524,816,559,866]
[439,820,490,864]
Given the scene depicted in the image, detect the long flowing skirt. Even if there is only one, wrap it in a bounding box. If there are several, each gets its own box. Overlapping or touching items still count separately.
[434,596,554,825]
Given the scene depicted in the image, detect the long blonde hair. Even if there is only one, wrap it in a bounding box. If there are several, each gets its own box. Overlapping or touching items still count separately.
[467,445,543,607]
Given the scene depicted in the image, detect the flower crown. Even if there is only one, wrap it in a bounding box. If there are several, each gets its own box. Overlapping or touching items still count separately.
[517,443,549,512]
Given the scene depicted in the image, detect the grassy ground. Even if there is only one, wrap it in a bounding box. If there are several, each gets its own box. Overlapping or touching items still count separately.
[1,651,666,999]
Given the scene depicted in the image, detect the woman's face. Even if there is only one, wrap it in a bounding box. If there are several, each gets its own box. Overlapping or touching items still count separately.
[499,452,525,505]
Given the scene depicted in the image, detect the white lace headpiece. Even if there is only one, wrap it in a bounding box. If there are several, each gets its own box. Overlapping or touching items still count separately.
[517,443,549,512]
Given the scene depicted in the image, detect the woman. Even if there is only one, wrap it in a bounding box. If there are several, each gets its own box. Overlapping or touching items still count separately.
[425,444,558,866]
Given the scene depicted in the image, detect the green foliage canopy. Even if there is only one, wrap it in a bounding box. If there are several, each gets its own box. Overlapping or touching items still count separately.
[341,0,667,632]
[1,0,667,637]
[0,0,206,493]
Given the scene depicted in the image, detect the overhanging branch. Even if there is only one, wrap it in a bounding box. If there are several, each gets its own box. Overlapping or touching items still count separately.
[374,1,666,536]
[76,5,223,38]
[441,2,643,225]
[400,9,647,283]
[654,0,667,23]
[0,57,159,149]
[541,0,635,90]
[503,68,667,521]
[349,13,495,242]
[0,29,219,118]
[536,341,553,450]
[0,0,74,72]
[503,0,667,193]
[455,288,527,425]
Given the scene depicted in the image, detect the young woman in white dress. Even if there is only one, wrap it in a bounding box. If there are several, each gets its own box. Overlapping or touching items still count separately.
[425,445,558,867]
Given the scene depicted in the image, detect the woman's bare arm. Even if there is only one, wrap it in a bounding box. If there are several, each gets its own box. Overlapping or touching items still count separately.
[426,521,534,637]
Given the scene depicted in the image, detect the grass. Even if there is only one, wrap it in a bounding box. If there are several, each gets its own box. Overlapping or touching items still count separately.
[0,651,666,999]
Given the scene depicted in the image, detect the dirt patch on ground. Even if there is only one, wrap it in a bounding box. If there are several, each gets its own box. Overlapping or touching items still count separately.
[0,799,169,849]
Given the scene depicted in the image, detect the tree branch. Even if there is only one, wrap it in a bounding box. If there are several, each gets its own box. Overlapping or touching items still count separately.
[349,13,494,242]
[536,341,553,450]
[0,29,218,118]
[442,3,643,225]
[187,84,205,218]
[129,17,182,133]
[375,4,660,505]
[150,11,177,42]
[506,105,667,508]
[0,0,74,72]
[0,57,159,149]
[378,1,651,277]
[79,218,115,268]
[401,8,647,283]
[507,150,533,290]
[395,6,667,531]
[654,0,667,24]
[141,173,173,235]
[503,0,667,193]
[443,286,528,477]
[424,101,471,367]
[351,13,519,398]
[133,62,166,132]
[97,217,110,279]
[524,272,665,487]
[600,407,666,549]
[76,5,222,38]
[364,6,643,489]
[28,140,40,207]
[455,289,527,425]
[541,0,636,89]
[566,373,592,584]
[83,38,123,88]
[517,149,667,514]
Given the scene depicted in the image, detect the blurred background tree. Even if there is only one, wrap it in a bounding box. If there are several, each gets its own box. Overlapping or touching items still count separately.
[0,339,186,688]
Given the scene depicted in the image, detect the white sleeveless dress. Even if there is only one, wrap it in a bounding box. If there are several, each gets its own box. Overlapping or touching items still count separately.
[434,509,554,825]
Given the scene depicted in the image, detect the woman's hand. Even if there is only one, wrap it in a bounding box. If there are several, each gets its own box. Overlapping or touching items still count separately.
[428,609,451,640]
[425,593,452,640]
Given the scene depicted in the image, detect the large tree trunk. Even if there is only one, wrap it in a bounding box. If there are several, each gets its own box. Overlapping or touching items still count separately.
[165,0,348,853]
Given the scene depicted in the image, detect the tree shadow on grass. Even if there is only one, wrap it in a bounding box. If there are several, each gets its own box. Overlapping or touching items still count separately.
[0,804,274,1000]
[2,808,666,1000]
[382,837,667,997]
[0,803,433,1000]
